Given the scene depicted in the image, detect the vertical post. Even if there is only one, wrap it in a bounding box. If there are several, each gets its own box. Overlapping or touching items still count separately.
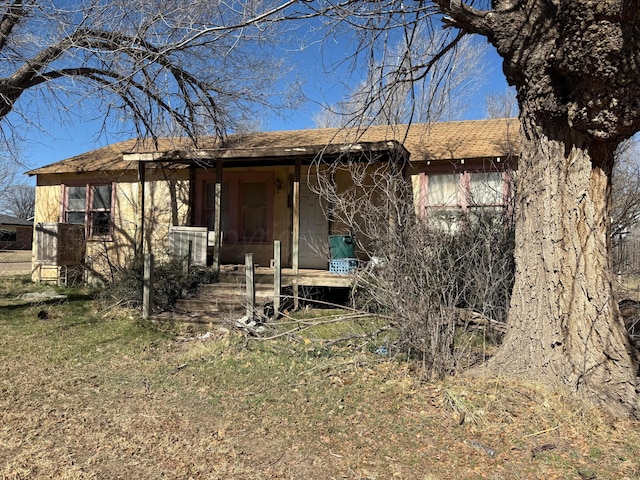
[292,159,301,310]
[245,253,255,320]
[213,160,223,271]
[273,240,281,318]
[137,162,146,255]
[143,253,154,320]
[292,158,301,274]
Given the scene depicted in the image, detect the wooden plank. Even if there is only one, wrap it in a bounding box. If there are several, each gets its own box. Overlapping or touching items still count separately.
[292,158,300,274]
[245,253,255,319]
[137,162,146,255]
[143,254,154,320]
[292,159,301,310]
[273,240,281,317]
[287,274,354,288]
[213,160,223,270]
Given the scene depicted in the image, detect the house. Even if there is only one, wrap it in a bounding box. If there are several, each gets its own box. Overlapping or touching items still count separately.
[27,118,518,285]
[0,214,33,250]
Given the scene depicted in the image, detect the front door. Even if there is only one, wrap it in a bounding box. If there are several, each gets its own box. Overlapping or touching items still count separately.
[299,180,329,269]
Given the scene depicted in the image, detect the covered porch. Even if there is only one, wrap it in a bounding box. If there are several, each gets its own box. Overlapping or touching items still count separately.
[128,139,409,277]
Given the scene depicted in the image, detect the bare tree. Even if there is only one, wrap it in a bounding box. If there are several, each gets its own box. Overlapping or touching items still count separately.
[314,30,487,128]
[309,0,640,417]
[1,184,35,219]
[0,154,22,198]
[612,137,640,238]
[311,155,514,377]
[0,0,300,146]
[485,87,518,119]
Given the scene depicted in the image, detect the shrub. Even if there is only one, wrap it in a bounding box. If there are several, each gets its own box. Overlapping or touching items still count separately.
[97,255,217,313]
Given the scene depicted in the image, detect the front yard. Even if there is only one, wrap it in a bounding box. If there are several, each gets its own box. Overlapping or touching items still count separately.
[1,277,639,479]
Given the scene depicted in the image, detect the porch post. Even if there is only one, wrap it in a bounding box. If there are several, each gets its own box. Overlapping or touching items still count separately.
[212,159,223,270]
[142,253,154,320]
[273,240,281,318]
[245,253,255,320]
[292,158,300,274]
[292,158,301,310]
[137,161,146,255]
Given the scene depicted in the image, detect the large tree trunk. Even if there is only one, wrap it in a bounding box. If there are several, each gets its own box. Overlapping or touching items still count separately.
[484,115,639,417]
[434,0,640,417]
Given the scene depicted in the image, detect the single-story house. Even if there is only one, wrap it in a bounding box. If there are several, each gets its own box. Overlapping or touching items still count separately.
[0,214,33,250]
[27,118,518,284]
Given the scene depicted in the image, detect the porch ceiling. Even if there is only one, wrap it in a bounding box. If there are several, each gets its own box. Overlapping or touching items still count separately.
[125,140,409,169]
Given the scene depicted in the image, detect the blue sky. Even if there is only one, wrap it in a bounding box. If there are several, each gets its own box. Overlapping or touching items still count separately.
[18,38,509,175]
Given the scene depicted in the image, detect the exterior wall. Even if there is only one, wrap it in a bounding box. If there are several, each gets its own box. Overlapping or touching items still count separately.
[31,166,190,283]
[32,156,454,280]
[140,165,191,259]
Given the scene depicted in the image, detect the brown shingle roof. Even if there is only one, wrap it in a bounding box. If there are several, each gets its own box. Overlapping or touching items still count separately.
[27,118,519,175]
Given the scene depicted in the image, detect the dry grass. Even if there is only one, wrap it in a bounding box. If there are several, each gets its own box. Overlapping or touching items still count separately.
[1,277,639,479]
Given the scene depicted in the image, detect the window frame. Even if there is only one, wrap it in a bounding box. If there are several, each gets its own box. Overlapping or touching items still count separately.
[61,181,116,241]
[421,168,514,217]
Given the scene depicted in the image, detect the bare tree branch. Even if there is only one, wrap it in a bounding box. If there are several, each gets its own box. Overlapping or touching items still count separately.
[0,0,301,146]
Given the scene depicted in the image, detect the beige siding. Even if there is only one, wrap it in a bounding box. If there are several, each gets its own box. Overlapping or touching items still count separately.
[32,181,62,282]
[32,168,192,283]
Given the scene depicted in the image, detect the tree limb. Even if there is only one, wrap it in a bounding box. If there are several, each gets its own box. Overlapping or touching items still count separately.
[432,0,493,37]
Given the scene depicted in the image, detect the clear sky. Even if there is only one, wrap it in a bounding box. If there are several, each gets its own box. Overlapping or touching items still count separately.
[17,39,509,176]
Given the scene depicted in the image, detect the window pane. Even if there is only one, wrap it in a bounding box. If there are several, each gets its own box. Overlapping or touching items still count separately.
[427,174,459,206]
[427,207,463,232]
[471,172,503,205]
[91,211,111,236]
[67,212,85,224]
[92,185,112,209]
[0,228,16,241]
[68,186,86,211]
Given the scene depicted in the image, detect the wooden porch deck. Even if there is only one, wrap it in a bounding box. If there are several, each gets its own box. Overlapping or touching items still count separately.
[219,266,356,288]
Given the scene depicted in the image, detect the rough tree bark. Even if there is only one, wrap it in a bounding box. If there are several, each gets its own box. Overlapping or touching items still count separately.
[434,0,640,416]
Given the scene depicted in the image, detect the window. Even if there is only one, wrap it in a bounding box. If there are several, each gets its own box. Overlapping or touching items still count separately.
[63,183,114,239]
[423,171,512,228]
[469,172,504,208]
[427,174,460,207]
[199,172,273,244]
[0,227,16,242]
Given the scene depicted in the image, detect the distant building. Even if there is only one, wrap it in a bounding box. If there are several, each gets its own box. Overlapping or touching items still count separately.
[0,214,33,249]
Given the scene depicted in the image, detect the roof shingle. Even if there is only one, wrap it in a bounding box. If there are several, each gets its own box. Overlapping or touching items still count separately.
[27,118,519,176]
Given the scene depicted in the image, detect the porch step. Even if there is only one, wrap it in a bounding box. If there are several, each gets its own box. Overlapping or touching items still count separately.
[197,282,276,298]
[176,295,273,313]
[175,281,276,315]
